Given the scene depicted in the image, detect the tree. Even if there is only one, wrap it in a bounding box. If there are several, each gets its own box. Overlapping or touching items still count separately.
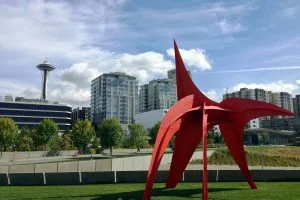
[128,124,148,152]
[60,129,74,150]
[207,127,222,145]
[71,120,95,153]
[0,118,18,155]
[91,137,102,153]
[149,121,160,145]
[33,119,59,150]
[15,127,33,151]
[97,118,123,156]
[48,134,60,152]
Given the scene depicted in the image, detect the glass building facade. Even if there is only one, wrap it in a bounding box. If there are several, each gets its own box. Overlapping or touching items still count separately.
[72,107,91,123]
[0,101,72,131]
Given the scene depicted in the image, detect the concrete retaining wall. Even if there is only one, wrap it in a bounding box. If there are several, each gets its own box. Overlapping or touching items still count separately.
[78,160,96,172]
[9,164,35,173]
[57,162,78,172]
[0,151,78,162]
[9,173,44,186]
[184,170,217,182]
[0,150,205,173]
[81,172,114,184]
[0,159,112,173]
[0,174,8,186]
[95,159,112,171]
[0,170,300,186]
[111,151,203,171]
[217,170,246,182]
[252,170,300,182]
[117,171,147,183]
[45,172,80,185]
[0,166,9,173]
[35,163,58,173]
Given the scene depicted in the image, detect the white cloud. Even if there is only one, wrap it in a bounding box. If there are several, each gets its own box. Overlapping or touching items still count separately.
[130,2,254,37]
[0,0,124,59]
[212,65,300,73]
[296,80,300,85]
[117,52,174,80]
[280,7,298,17]
[232,81,298,94]
[218,19,245,34]
[39,50,174,106]
[58,63,101,88]
[204,89,221,102]
[166,48,212,70]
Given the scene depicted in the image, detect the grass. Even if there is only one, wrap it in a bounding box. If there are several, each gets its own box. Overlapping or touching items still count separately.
[191,146,300,167]
[0,182,299,200]
[245,146,300,159]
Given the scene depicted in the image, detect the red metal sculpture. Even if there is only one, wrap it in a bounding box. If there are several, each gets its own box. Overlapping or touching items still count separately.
[143,40,294,200]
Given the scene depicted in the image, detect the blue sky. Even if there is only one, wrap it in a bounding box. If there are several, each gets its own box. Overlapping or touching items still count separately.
[0,0,300,106]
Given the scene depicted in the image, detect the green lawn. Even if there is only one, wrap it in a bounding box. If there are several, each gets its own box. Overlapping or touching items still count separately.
[0,182,299,200]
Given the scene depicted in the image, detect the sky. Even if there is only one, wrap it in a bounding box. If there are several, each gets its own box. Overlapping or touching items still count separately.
[0,0,300,107]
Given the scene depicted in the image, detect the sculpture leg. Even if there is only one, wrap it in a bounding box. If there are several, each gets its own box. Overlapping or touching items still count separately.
[219,122,257,189]
[167,121,214,189]
[202,109,208,200]
[143,120,181,200]
[167,114,202,188]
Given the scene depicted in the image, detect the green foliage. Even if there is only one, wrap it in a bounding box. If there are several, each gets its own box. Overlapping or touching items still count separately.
[91,137,100,149]
[60,129,74,150]
[33,119,59,150]
[48,134,61,152]
[0,117,18,152]
[97,118,123,156]
[71,120,95,153]
[87,148,96,154]
[149,121,160,145]
[207,127,222,144]
[15,127,33,151]
[128,123,148,151]
[91,137,102,153]
[190,147,300,167]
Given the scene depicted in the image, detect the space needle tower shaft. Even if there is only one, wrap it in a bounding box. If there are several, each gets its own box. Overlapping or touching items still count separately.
[36,61,55,101]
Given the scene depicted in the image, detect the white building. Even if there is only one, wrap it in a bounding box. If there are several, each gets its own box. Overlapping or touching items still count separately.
[134,109,168,130]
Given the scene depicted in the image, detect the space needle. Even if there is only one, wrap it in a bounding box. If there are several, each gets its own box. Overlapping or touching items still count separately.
[36,60,55,101]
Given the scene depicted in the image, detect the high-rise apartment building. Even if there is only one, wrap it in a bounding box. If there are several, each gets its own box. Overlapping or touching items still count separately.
[167,68,192,80]
[224,88,270,129]
[293,95,300,117]
[91,72,138,125]
[139,79,176,112]
[223,88,293,128]
[139,84,148,113]
[223,88,270,102]
[224,88,293,112]
[270,92,294,114]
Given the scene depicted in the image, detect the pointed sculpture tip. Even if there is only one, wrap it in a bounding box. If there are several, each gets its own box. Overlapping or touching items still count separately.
[173,39,177,48]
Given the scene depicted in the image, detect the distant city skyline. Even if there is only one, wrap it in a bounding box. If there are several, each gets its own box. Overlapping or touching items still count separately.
[1,0,300,107]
